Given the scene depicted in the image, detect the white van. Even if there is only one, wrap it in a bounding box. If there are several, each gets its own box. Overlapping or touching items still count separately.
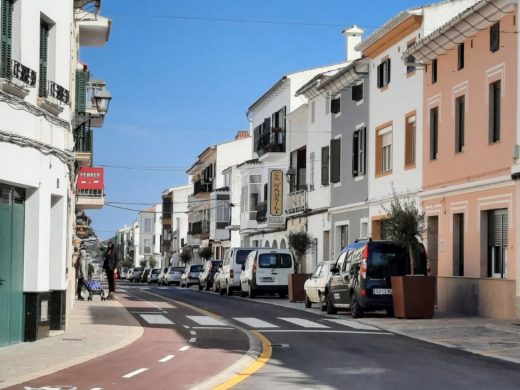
[219,247,256,295]
[239,249,295,298]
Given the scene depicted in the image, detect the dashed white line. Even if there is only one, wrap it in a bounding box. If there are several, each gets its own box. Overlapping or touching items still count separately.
[158,354,175,363]
[90,388,103,390]
[190,330,197,335]
[278,317,329,328]
[186,315,227,326]
[179,345,191,351]
[233,317,279,328]
[192,326,235,330]
[189,337,197,343]
[183,325,190,329]
[324,319,380,331]
[139,314,174,325]
[123,368,148,378]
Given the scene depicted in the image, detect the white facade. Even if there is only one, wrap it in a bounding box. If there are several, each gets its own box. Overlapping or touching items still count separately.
[138,204,162,265]
[171,184,191,256]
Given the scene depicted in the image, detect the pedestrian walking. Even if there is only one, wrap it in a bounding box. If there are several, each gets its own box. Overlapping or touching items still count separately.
[76,248,88,300]
[103,242,118,300]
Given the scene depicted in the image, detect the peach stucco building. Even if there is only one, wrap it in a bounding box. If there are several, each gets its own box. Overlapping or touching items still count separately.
[407,0,518,319]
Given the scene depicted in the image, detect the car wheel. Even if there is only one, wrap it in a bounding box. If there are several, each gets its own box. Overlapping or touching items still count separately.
[386,308,394,317]
[198,284,203,291]
[205,281,210,291]
[279,292,286,299]
[319,293,326,312]
[226,284,232,296]
[326,292,337,315]
[240,285,247,297]
[350,293,363,319]
[248,286,256,299]
[304,293,312,308]
[219,285,225,295]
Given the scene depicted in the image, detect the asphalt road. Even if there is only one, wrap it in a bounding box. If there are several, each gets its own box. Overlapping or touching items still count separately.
[13,281,520,390]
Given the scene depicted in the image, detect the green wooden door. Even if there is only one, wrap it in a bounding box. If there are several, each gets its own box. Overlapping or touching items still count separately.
[0,185,25,346]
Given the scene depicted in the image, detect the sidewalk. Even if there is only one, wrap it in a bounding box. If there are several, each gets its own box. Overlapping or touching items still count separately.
[254,296,520,365]
[0,298,143,389]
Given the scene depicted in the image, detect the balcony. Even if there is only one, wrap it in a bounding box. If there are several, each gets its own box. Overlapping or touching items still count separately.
[193,180,213,196]
[73,123,93,167]
[75,1,111,47]
[286,189,307,215]
[256,201,267,223]
[76,189,104,210]
[0,59,37,99]
[38,80,70,115]
[189,220,210,238]
[255,128,285,157]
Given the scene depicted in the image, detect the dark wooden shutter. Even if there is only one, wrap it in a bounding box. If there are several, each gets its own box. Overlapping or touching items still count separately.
[455,96,465,152]
[489,81,501,143]
[458,43,464,70]
[321,146,329,185]
[39,21,49,98]
[386,59,391,84]
[488,209,508,246]
[430,107,438,160]
[432,59,438,84]
[75,70,88,113]
[0,0,13,79]
[361,127,366,175]
[377,63,382,88]
[352,131,359,176]
[490,22,500,52]
[331,97,341,114]
[352,84,363,101]
[330,138,341,183]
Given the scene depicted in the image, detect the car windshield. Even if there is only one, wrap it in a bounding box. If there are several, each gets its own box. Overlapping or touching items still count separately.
[190,265,203,272]
[236,250,253,265]
[258,253,292,268]
[152,269,161,274]
[211,261,222,269]
[172,267,184,273]
[134,267,143,272]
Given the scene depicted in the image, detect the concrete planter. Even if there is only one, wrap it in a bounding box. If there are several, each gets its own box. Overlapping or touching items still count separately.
[391,276,436,319]
[288,273,310,302]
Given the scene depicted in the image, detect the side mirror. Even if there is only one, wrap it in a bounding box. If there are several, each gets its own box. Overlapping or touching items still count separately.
[330,266,339,274]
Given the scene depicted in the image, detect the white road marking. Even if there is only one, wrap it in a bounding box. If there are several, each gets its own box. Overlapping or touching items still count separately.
[123,368,148,378]
[189,337,197,343]
[90,388,103,390]
[179,345,190,351]
[192,326,235,330]
[130,311,164,314]
[139,314,174,325]
[260,330,393,335]
[186,315,227,326]
[325,319,379,331]
[233,317,279,328]
[190,330,197,335]
[183,325,190,329]
[158,354,175,363]
[278,317,329,328]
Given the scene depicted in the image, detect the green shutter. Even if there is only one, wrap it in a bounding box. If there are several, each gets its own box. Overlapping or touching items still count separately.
[1,0,13,79]
[75,70,88,113]
[39,21,49,98]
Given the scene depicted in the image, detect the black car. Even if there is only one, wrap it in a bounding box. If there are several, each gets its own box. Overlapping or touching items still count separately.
[199,260,223,291]
[325,239,427,318]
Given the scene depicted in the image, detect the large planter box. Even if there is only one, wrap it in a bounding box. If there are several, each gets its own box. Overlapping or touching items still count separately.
[288,273,310,302]
[391,276,436,319]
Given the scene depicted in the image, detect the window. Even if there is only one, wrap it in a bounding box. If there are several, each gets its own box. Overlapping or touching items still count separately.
[452,213,464,276]
[216,204,230,223]
[330,138,341,183]
[0,0,13,79]
[431,59,438,84]
[340,225,348,249]
[311,101,316,123]
[331,97,341,114]
[352,127,366,177]
[352,84,363,102]
[490,22,500,52]
[39,20,49,97]
[376,125,392,175]
[321,146,329,185]
[488,209,508,278]
[405,114,416,167]
[430,107,439,160]
[407,40,416,74]
[144,218,152,233]
[489,80,501,143]
[457,43,464,70]
[377,58,391,88]
[455,95,465,153]
[247,175,261,220]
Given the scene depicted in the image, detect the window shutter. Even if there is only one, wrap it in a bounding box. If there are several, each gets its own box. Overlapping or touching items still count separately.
[352,131,359,176]
[330,138,341,183]
[489,81,501,143]
[361,127,366,175]
[377,64,382,88]
[490,22,500,52]
[489,209,508,246]
[352,84,363,102]
[1,0,13,79]
[430,107,438,160]
[280,106,286,130]
[75,70,88,113]
[432,59,438,84]
[386,59,391,84]
[331,97,341,114]
[321,146,329,185]
[39,21,49,98]
[455,96,465,152]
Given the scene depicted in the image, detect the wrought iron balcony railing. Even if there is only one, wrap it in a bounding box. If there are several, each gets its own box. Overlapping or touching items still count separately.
[286,189,307,215]
[4,60,37,87]
[193,180,213,196]
[73,123,93,153]
[46,80,70,104]
[255,128,285,157]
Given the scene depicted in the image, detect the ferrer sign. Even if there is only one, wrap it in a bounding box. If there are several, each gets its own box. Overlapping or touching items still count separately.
[268,169,284,226]
[77,167,104,190]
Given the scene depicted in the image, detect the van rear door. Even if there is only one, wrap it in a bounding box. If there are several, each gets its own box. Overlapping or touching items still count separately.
[234,249,253,284]
[256,252,293,286]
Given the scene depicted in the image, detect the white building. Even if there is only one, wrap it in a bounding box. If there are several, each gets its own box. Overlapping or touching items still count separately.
[138,204,162,266]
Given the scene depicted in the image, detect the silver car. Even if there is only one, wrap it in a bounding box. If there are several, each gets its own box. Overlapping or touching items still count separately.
[147,268,162,284]
[164,266,185,286]
[180,264,203,287]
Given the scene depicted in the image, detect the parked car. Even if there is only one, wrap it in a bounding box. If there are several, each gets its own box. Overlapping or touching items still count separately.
[212,268,222,292]
[239,249,295,298]
[158,267,169,285]
[220,247,256,295]
[147,268,162,284]
[304,261,334,310]
[130,267,144,282]
[140,268,152,283]
[126,268,134,281]
[163,266,185,285]
[325,239,427,318]
[119,267,129,279]
[180,264,204,287]
[199,260,223,291]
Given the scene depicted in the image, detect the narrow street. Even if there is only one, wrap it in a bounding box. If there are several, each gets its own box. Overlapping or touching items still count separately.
[13,281,520,390]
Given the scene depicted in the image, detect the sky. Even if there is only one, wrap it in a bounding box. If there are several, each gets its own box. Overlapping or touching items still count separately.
[84,0,432,239]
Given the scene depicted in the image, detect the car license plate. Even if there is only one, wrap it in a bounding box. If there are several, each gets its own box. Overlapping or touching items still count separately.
[261,277,274,282]
[373,288,392,295]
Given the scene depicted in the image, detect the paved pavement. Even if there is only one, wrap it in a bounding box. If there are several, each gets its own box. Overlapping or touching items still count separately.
[1,291,520,389]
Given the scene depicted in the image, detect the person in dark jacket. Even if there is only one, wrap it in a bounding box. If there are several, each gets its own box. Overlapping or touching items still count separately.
[103,242,118,299]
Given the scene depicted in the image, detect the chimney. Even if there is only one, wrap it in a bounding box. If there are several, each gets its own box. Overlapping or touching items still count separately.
[235,130,250,140]
[342,25,364,62]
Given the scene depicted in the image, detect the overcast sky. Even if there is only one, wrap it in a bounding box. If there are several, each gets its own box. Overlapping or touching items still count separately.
[83,0,436,239]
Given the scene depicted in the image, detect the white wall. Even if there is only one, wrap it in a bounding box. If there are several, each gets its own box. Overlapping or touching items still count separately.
[215,137,252,188]
[171,184,191,253]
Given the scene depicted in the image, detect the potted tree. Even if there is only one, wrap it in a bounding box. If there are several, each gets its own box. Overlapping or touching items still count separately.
[179,249,192,266]
[199,246,213,263]
[385,191,435,319]
[287,230,313,302]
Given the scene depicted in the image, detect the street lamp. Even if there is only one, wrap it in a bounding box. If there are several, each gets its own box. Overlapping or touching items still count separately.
[285,167,296,183]
[92,84,112,115]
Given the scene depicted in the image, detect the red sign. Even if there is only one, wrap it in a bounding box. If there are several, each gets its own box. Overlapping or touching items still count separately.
[77,167,104,190]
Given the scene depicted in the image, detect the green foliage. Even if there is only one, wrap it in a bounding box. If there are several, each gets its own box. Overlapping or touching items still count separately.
[139,259,147,268]
[121,259,134,269]
[287,230,313,273]
[383,190,426,275]
[199,246,213,260]
[179,249,192,265]
[148,256,157,268]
